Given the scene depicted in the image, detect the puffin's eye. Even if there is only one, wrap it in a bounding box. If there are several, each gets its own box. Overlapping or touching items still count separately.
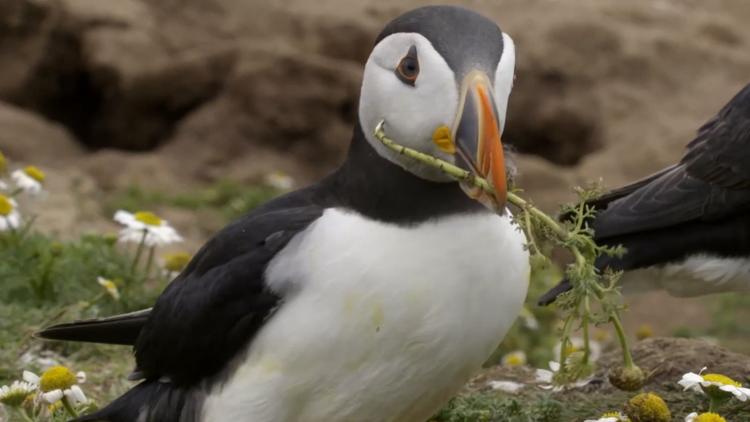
[395,46,419,86]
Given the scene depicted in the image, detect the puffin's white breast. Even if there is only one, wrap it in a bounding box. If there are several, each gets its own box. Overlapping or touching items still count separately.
[201,208,529,422]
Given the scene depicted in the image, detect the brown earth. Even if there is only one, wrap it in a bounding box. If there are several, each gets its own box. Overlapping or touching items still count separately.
[1,0,749,345]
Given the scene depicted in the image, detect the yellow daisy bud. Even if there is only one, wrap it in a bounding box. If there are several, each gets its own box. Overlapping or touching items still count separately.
[0,150,7,173]
[623,392,671,422]
[164,251,192,273]
[0,194,13,216]
[692,412,727,422]
[636,324,654,340]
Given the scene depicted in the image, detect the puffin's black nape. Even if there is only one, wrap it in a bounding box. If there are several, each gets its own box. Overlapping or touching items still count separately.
[376,6,505,80]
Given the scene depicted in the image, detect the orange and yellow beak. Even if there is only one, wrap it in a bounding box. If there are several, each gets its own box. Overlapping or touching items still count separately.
[442,70,507,212]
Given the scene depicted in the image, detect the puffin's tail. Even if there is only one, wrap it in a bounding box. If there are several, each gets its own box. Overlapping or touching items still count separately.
[71,380,202,422]
[36,309,151,346]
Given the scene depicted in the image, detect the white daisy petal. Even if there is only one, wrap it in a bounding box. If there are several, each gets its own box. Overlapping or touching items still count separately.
[65,385,87,405]
[489,380,525,393]
[11,169,44,195]
[22,370,40,385]
[42,389,64,404]
[685,412,698,422]
[76,371,86,384]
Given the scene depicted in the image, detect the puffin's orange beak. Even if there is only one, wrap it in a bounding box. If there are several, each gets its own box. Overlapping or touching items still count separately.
[452,71,507,212]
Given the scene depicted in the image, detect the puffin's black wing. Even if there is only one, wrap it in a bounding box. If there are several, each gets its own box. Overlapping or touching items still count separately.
[133,201,322,386]
[539,83,750,305]
[588,83,750,239]
[681,83,750,189]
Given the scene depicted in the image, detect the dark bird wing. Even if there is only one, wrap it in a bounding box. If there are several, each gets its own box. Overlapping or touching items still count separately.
[40,188,324,422]
[540,83,750,305]
[133,201,323,385]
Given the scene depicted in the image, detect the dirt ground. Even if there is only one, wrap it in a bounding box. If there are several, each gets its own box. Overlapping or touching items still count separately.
[1,0,750,377]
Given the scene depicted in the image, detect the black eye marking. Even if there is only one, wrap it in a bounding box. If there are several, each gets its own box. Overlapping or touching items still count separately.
[395,45,419,87]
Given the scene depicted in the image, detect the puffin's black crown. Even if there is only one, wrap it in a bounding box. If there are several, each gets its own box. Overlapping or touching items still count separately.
[375,6,504,80]
[376,6,505,80]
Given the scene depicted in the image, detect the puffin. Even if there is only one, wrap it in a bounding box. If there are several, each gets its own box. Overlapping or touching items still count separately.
[539,83,750,305]
[39,6,529,422]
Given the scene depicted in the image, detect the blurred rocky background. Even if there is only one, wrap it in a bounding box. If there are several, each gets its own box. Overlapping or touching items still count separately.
[1,0,750,336]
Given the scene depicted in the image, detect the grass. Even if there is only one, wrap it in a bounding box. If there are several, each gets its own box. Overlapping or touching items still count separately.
[104,180,281,222]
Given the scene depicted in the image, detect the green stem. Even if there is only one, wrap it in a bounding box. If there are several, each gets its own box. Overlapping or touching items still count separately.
[18,408,35,422]
[611,310,635,368]
[581,296,591,364]
[61,396,79,417]
[144,246,156,279]
[129,230,148,278]
[375,120,570,239]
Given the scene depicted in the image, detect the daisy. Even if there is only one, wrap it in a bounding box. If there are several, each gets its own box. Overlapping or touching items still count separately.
[163,251,192,273]
[264,171,294,190]
[0,380,37,407]
[24,366,87,406]
[584,411,629,422]
[0,194,21,231]
[685,412,727,422]
[554,336,602,362]
[11,165,45,196]
[97,276,121,301]
[114,210,182,246]
[534,361,592,391]
[501,350,527,367]
[678,367,750,402]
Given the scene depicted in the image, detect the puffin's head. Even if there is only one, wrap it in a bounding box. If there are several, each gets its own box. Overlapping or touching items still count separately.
[359,6,515,211]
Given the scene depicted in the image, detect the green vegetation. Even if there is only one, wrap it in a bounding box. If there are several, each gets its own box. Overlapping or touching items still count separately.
[104,180,281,222]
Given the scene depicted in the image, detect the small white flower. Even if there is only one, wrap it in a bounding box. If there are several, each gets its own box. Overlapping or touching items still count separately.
[584,412,628,422]
[114,210,182,246]
[501,350,527,367]
[535,361,592,391]
[11,166,45,196]
[264,171,294,190]
[97,277,120,301]
[76,371,86,384]
[0,380,37,406]
[489,380,525,393]
[0,194,21,231]
[678,367,750,400]
[554,337,602,362]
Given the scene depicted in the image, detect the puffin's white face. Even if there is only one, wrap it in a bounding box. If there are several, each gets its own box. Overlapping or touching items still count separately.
[359,31,516,211]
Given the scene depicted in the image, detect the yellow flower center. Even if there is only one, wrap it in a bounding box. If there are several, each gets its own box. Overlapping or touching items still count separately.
[39,366,76,392]
[694,413,727,422]
[636,324,654,340]
[602,411,620,417]
[24,165,46,183]
[502,352,526,367]
[164,251,192,272]
[0,195,13,216]
[703,373,741,387]
[624,392,670,422]
[134,211,162,226]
